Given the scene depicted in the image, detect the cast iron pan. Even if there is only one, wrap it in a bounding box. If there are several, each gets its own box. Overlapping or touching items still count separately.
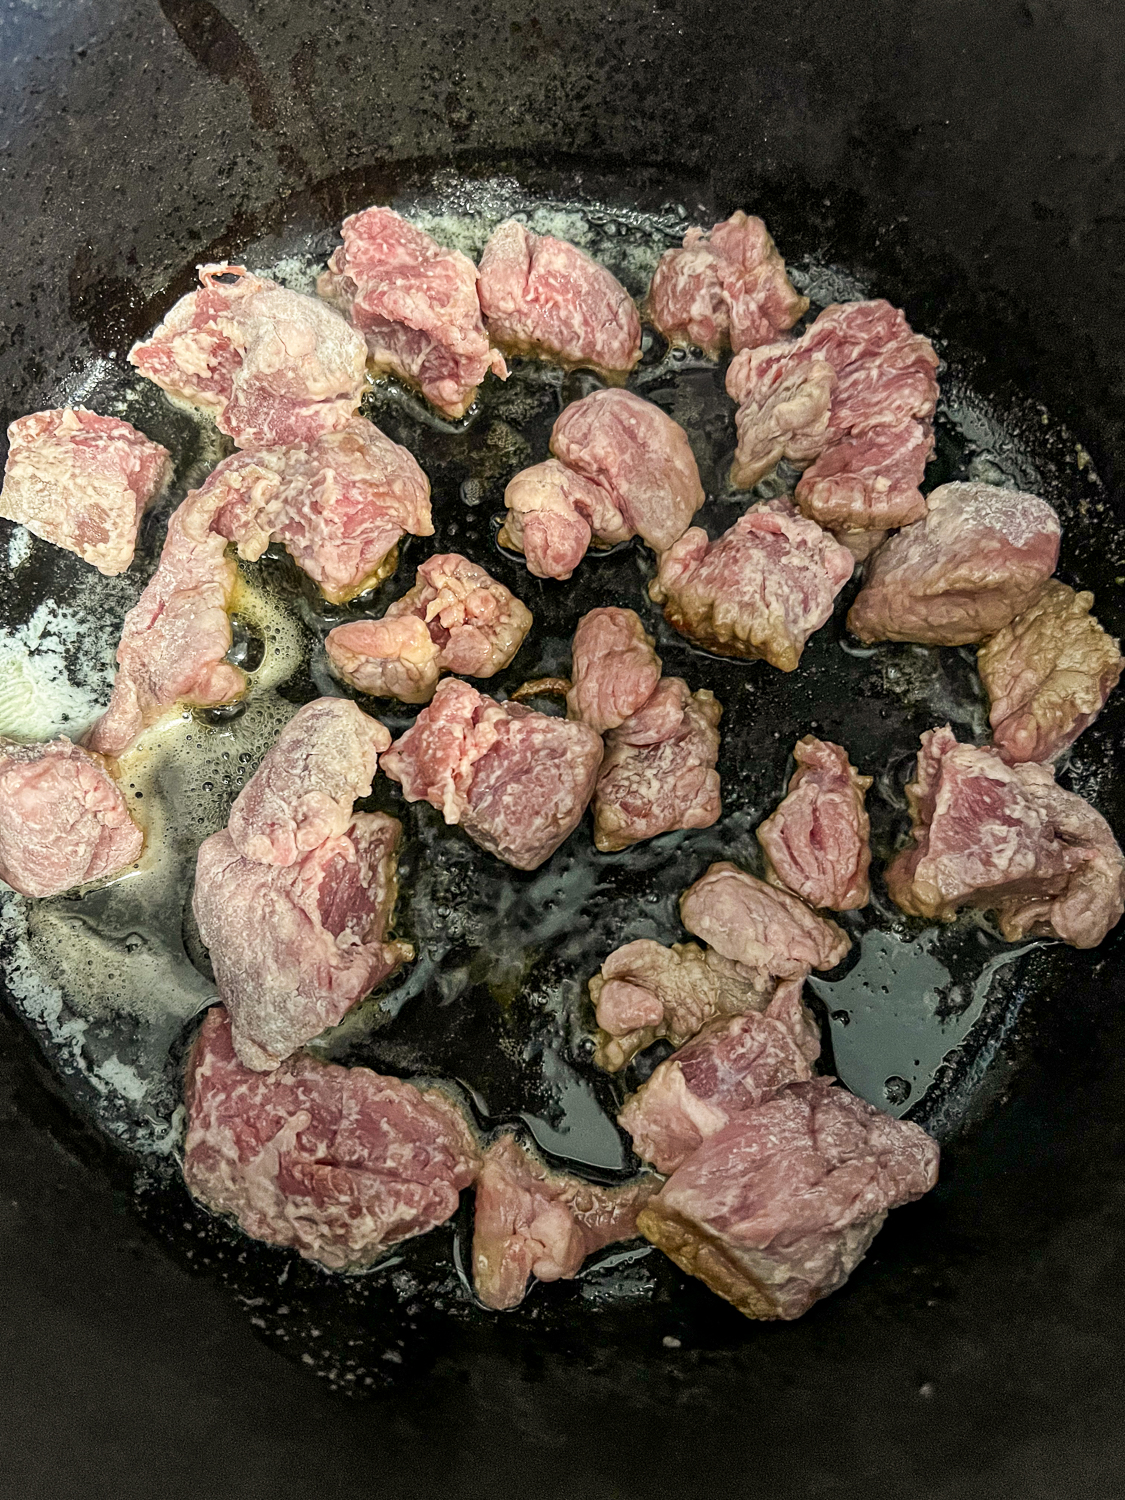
[2,4,1125,1498]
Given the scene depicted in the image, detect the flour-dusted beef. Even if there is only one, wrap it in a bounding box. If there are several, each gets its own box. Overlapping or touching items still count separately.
[566,607,663,734]
[499,459,628,581]
[207,417,433,604]
[680,861,851,976]
[327,553,532,704]
[650,497,854,671]
[885,725,1125,948]
[726,301,939,535]
[594,678,722,852]
[848,482,1061,645]
[757,736,872,911]
[380,677,603,870]
[226,699,389,866]
[0,738,143,898]
[131,264,367,447]
[978,581,1123,763]
[183,1007,479,1269]
[470,1134,658,1310]
[647,211,808,358]
[636,1078,939,1320]
[0,408,171,576]
[477,220,642,380]
[589,938,774,1072]
[317,207,506,419]
[618,980,819,1174]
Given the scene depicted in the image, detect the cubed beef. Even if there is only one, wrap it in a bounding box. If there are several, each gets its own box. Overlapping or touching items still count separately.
[679,861,851,975]
[848,482,1060,645]
[499,459,628,581]
[757,736,872,910]
[0,408,170,576]
[566,607,662,733]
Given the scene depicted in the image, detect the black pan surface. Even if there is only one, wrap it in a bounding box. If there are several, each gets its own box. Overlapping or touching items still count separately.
[2,3,1125,1497]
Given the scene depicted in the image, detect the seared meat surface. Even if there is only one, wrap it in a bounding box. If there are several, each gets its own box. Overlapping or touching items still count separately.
[566,607,662,734]
[757,736,872,910]
[679,861,850,976]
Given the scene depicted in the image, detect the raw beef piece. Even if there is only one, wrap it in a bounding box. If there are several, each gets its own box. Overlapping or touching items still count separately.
[618,980,819,1174]
[848,482,1060,645]
[727,301,939,532]
[85,481,244,758]
[646,211,808,357]
[194,812,412,1071]
[566,607,662,733]
[594,678,722,852]
[650,497,854,671]
[589,938,774,1072]
[636,1078,939,1320]
[317,207,506,419]
[499,459,628,581]
[326,553,532,703]
[977,580,1123,763]
[757,736,872,911]
[207,418,433,604]
[0,738,143,898]
[0,408,171,576]
[131,264,367,447]
[477,219,642,380]
[551,389,704,554]
[183,1007,479,1270]
[380,677,604,870]
[226,699,389,866]
[885,725,1125,949]
[470,1134,658,1310]
[679,861,851,976]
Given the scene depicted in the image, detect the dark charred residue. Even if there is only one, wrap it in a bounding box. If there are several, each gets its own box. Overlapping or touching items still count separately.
[158,0,280,132]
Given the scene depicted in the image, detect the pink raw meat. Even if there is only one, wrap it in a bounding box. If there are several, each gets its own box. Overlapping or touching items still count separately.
[679,861,851,976]
[0,407,171,576]
[566,607,662,733]
[618,980,819,1174]
[470,1134,658,1310]
[477,219,641,379]
[977,580,1123,763]
[380,677,603,871]
[885,725,1125,948]
[647,211,808,357]
[326,553,532,703]
[130,264,367,447]
[757,736,872,911]
[499,459,631,581]
[848,481,1061,645]
[636,1078,939,1320]
[594,678,722,852]
[650,497,854,671]
[317,206,506,418]
[589,938,775,1072]
[0,738,143,898]
[183,1007,479,1270]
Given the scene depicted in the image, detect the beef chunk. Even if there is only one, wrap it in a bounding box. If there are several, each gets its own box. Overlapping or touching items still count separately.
[0,408,170,576]
[650,497,854,671]
[647,211,808,357]
[679,861,851,976]
[589,938,774,1072]
[318,207,506,418]
[757,736,872,911]
[477,220,641,379]
[0,738,143,898]
[848,481,1060,645]
[131,263,367,447]
[470,1134,658,1310]
[566,607,662,733]
[726,301,939,533]
[380,677,603,871]
[636,1078,939,1320]
[184,1007,479,1270]
[327,553,532,704]
[499,459,628,581]
[978,580,1123,763]
[618,981,819,1173]
[594,677,722,852]
[885,725,1125,948]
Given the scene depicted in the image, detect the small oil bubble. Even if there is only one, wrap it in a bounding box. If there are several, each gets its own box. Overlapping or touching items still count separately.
[884,1076,912,1106]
